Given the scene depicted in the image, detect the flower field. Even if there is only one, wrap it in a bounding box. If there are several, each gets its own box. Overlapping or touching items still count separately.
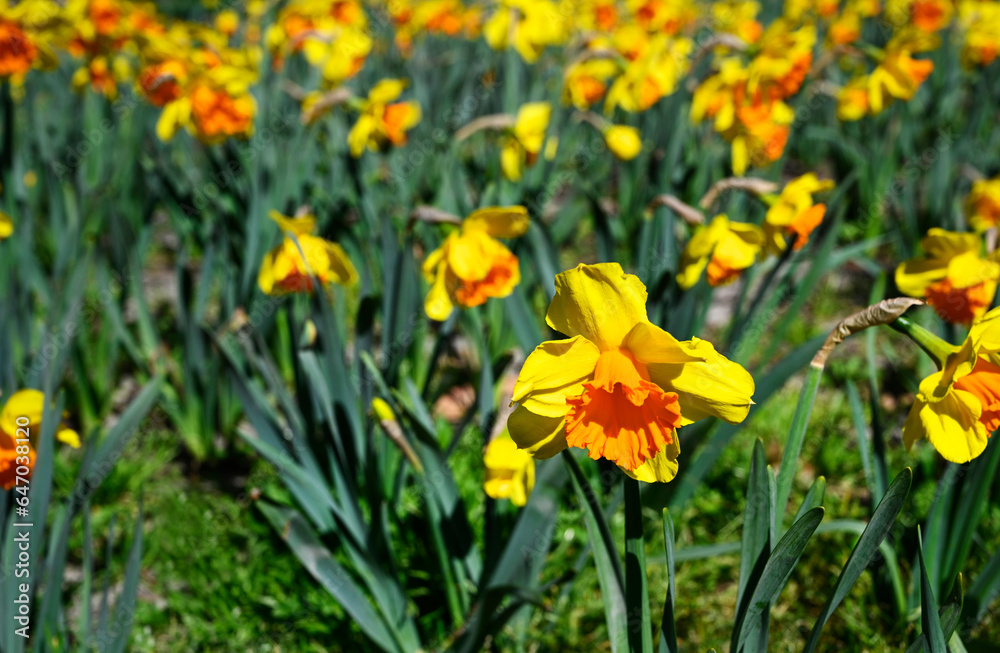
[2,0,1000,650]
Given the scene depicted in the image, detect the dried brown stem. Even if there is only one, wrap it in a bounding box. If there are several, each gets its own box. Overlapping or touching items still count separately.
[811,298,924,369]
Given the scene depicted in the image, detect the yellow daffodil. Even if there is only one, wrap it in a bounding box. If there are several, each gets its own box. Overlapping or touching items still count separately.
[156,60,258,143]
[900,308,1000,463]
[500,102,550,181]
[604,35,692,114]
[712,0,764,44]
[258,210,358,295]
[895,228,999,325]
[837,76,871,120]
[508,263,754,482]
[563,57,619,110]
[604,125,642,161]
[762,173,834,254]
[1,389,80,490]
[678,215,765,288]
[483,0,567,63]
[483,430,535,506]
[967,177,1000,232]
[958,0,1000,67]
[423,206,529,321]
[347,79,421,157]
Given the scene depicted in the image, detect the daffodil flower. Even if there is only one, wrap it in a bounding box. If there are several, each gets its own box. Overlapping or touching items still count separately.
[423,206,528,321]
[483,430,535,506]
[898,308,1000,463]
[678,214,765,289]
[508,263,754,482]
[258,210,358,295]
[966,177,1000,232]
[347,79,421,157]
[762,173,834,254]
[1,389,80,490]
[500,102,550,181]
[895,229,999,324]
[482,0,567,63]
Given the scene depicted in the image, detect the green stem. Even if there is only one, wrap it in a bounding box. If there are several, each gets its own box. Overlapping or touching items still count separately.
[624,476,652,653]
[889,315,956,368]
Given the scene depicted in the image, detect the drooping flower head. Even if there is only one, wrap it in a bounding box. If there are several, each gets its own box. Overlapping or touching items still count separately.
[509,263,754,482]
[900,308,1000,463]
[678,214,765,289]
[895,229,999,325]
[1,390,80,490]
[483,430,535,506]
[762,173,834,254]
[423,206,528,321]
[258,210,358,295]
[347,79,421,157]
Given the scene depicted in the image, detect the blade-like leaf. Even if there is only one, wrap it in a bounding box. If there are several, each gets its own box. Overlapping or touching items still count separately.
[918,528,947,653]
[803,468,913,652]
[565,452,628,653]
[734,507,825,651]
[659,509,677,653]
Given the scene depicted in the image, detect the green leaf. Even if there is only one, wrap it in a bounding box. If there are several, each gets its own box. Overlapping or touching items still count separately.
[624,476,653,653]
[941,439,1000,597]
[658,509,678,653]
[565,452,628,653]
[967,547,1000,623]
[918,528,948,653]
[803,468,913,652]
[794,477,826,524]
[258,502,407,653]
[733,439,772,653]
[734,507,825,652]
[108,500,145,653]
[775,365,822,531]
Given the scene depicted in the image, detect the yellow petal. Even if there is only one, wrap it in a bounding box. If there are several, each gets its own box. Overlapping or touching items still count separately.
[368,79,407,105]
[545,263,649,350]
[501,139,523,181]
[677,216,729,290]
[422,242,448,282]
[57,428,81,449]
[732,136,749,176]
[903,387,989,463]
[512,336,600,417]
[325,242,359,285]
[646,337,755,425]
[922,228,980,260]
[464,206,530,238]
[446,230,498,281]
[0,210,12,239]
[623,322,706,364]
[269,210,316,236]
[620,437,680,483]
[605,125,642,161]
[0,389,45,438]
[514,102,551,153]
[895,258,947,296]
[425,261,455,321]
[507,404,568,459]
[258,249,277,295]
[348,114,376,157]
